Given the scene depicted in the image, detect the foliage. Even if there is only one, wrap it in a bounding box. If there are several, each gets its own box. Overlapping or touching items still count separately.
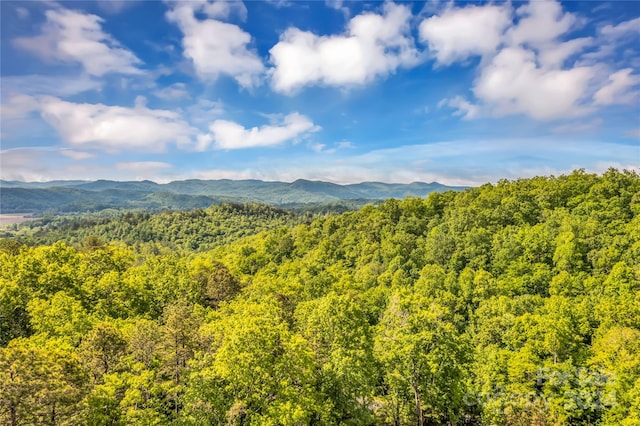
[0,169,638,425]
[4,203,304,252]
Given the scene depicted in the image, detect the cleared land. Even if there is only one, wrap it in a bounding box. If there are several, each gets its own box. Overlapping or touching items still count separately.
[0,213,37,226]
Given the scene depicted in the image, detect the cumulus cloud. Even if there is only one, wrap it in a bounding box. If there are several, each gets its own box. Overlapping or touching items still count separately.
[600,17,640,39]
[473,47,595,120]
[593,68,640,105]
[38,96,195,152]
[207,113,320,150]
[419,4,511,65]
[536,37,593,69]
[505,0,577,48]
[426,0,636,121]
[13,8,143,76]
[199,0,248,21]
[506,1,593,69]
[269,2,419,93]
[166,1,263,88]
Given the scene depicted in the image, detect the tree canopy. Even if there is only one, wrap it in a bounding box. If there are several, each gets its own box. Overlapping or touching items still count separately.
[1,169,638,425]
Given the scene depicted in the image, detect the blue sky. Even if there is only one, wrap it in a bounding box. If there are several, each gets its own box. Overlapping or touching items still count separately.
[1,0,638,185]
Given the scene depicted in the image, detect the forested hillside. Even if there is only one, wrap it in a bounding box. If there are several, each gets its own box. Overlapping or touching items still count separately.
[0,179,464,214]
[2,203,307,252]
[1,169,639,425]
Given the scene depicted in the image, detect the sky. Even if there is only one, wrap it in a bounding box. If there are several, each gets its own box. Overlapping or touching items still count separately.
[1,0,638,186]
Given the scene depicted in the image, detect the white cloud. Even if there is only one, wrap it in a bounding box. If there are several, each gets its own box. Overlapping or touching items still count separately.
[580,17,640,64]
[552,118,603,134]
[187,98,225,125]
[506,0,592,70]
[308,140,354,154]
[0,74,102,97]
[600,17,640,39]
[419,4,511,65]
[166,0,248,21]
[269,2,419,93]
[0,148,60,182]
[426,0,638,121]
[197,139,640,186]
[207,113,320,150]
[0,95,40,119]
[185,139,639,186]
[38,96,196,152]
[60,150,96,160]
[3,139,636,186]
[593,68,640,105]
[200,0,247,21]
[13,8,143,76]
[337,141,354,149]
[0,148,178,182]
[537,37,593,69]
[97,0,137,15]
[439,96,480,119]
[325,0,349,18]
[505,0,577,47]
[325,0,344,10]
[166,2,263,88]
[153,82,190,100]
[473,47,595,120]
[0,95,48,140]
[419,0,589,68]
[310,143,330,153]
[116,161,173,171]
[194,134,214,152]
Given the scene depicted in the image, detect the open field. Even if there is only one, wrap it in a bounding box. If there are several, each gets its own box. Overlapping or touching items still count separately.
[0,213,37,227]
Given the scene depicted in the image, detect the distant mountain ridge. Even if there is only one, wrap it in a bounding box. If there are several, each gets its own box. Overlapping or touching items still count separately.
[0,179,467,214]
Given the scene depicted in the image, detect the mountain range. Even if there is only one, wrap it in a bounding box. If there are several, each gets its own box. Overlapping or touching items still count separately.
[0,179,467,214]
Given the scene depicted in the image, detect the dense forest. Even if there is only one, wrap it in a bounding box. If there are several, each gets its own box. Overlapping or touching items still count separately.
[2,204,308,252]
[1,169,639,425]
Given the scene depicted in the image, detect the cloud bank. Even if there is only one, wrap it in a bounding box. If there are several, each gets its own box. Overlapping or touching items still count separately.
[38,96,195,152]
